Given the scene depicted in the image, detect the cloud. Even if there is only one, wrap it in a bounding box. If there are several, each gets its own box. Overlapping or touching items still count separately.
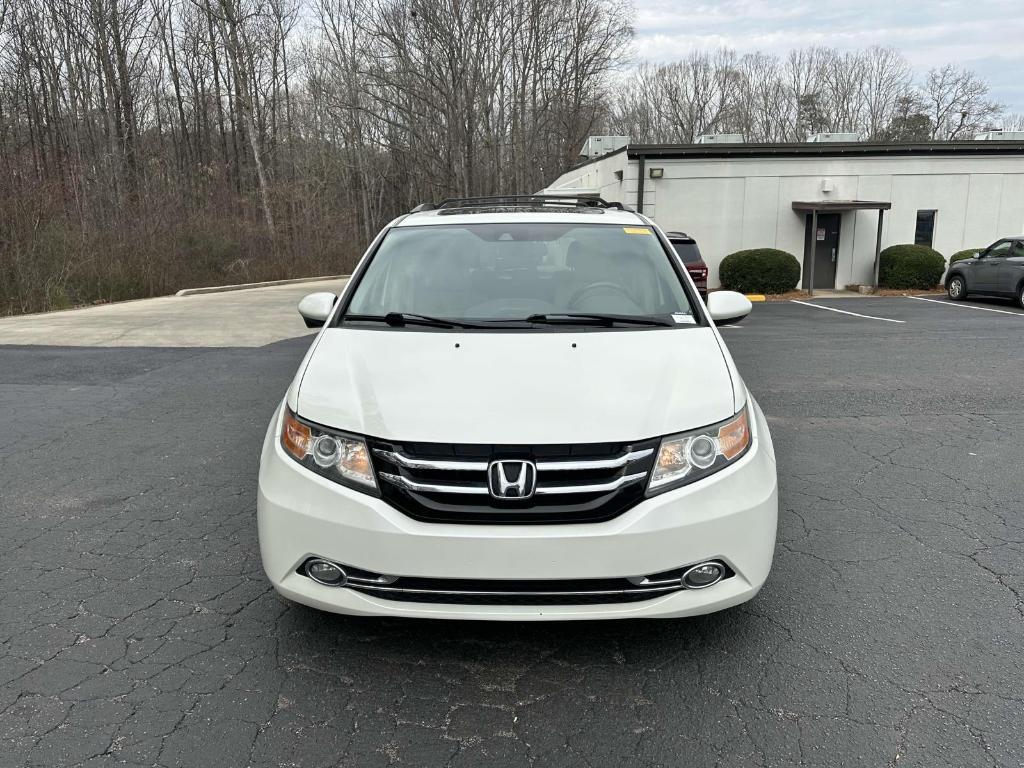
[631,0,1024,112]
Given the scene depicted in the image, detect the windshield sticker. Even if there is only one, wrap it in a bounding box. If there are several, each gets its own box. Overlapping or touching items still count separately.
[672,313,696,324]
[622,227,652,235]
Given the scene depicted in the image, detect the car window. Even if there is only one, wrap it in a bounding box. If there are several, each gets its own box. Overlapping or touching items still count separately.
[671,241,703,264]
[345,222,695,323]
[985,240,1012,258]
[1011,241,1024,258]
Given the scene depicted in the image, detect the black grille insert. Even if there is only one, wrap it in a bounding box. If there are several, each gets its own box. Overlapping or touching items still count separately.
[297,558,734,605]
[368,437,660,524]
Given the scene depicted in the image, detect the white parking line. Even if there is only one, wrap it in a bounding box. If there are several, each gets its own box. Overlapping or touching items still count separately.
[906,295,1024,316]
[789,300,906,323]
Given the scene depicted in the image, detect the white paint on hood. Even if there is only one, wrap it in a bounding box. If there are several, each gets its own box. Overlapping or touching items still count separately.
[295,327,739,444]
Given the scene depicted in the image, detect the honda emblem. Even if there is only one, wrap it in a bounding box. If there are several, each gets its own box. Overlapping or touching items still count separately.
[487,460,537,499]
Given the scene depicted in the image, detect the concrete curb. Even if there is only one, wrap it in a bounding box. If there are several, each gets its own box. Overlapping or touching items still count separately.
[176,275,348,297]
[804,292,946,300]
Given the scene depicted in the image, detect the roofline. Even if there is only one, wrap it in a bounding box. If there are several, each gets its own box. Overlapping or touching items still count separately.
[566,144,629,171]
[563,140,1024,171]
[627,141,1024,160]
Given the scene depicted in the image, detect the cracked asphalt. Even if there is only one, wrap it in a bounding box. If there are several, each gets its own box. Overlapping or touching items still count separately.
[2,296,1023,767]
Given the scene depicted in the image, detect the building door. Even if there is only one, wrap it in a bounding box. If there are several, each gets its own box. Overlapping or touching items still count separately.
[803,214,841,289]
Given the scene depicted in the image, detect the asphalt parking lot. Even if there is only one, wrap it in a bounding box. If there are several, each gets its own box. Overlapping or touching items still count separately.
[2,293,1023,767]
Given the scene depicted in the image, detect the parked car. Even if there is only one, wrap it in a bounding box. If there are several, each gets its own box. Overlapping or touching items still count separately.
[258,195,778,620]
[665,231,708,300]
[946,237,1024,307]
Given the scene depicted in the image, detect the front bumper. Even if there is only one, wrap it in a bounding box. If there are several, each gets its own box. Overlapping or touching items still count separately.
[257,402,778,620]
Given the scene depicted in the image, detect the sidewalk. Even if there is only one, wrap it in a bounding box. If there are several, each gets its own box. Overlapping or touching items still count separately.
[0,278,348,347]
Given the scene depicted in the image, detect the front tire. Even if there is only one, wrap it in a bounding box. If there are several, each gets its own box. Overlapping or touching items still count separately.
[1018,282,1024,310]
[947,275,966,301]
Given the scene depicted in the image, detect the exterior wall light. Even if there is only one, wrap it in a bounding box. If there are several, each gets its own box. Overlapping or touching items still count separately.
[649,167,664,179]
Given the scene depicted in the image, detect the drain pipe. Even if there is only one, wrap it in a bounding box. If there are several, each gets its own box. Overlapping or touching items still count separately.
[636,154,646,214]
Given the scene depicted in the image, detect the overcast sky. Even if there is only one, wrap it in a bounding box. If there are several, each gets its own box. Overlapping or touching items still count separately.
[631,0,1024,115]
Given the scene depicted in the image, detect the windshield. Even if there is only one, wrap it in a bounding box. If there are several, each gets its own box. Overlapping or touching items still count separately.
[344,222,695,326]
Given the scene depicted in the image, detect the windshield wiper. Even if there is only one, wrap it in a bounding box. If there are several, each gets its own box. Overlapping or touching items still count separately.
[522,313,674,327]
[343,313,492,329]
[342,312,675,329]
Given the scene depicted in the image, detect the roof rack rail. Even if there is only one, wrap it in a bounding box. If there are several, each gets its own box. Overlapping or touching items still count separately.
[410,195,633,213]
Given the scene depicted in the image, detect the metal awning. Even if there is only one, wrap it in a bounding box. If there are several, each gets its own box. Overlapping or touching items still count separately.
[792,201,892,295]
[791,200,892,212]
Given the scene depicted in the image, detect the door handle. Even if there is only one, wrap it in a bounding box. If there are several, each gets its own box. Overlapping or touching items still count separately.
[831,248,836,263]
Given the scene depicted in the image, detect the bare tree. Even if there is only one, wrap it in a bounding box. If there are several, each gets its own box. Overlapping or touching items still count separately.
[607,46,1003,146]
[0,0,632,315]
[1001,113,1024,132]
[204,0,275,236]
[734,52,790,142]
[923,64,1002,140]
[861,47,915,140]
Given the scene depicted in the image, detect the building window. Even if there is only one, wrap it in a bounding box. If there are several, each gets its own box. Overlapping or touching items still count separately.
[915,210,937,247]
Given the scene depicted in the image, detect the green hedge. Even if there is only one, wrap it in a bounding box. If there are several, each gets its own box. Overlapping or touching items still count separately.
[949,248,982,264]
[878,244,946,289]
[719,248,801,294]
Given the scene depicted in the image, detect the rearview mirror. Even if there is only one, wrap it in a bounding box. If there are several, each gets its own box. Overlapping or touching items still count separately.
[298,292,337,328]
[706,291,752,325]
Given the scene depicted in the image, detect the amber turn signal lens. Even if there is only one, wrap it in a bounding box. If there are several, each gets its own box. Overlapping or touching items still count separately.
[717,409,750,460]
[339,441,373,482]
[281,408,312,459]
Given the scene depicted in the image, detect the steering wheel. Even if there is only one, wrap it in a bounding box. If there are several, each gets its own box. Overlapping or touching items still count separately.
[567,282,632,308]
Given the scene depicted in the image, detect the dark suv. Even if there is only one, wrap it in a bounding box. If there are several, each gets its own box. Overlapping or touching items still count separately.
[665,232,708,300]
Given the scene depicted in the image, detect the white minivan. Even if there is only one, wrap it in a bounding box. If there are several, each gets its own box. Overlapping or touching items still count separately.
[257,196,778,620]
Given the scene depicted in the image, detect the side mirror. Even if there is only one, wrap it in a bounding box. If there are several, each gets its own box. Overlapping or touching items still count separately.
[297,292,337,328]
[706,291,752,326]
[972,252,983,259]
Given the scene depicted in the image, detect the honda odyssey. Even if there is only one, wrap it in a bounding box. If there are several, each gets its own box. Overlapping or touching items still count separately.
[257,195,778,620]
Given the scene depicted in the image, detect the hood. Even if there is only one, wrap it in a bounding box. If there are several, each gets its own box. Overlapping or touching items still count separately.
[295,327,738,444]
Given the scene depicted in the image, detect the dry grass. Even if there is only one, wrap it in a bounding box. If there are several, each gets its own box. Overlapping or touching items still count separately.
[0,187,362,317]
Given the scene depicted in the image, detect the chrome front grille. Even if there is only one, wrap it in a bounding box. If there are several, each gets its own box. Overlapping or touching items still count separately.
[367,438,660,524]
[374,447,653,496]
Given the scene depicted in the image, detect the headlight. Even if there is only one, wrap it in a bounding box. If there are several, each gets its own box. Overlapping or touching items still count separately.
[647,407,751,495]
[280,407,377,493]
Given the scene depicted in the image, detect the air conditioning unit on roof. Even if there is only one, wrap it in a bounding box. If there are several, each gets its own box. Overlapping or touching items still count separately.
[806,132,861,143]
[579,136,629,159]
[974,130,1024,141]
[695,133,744,144]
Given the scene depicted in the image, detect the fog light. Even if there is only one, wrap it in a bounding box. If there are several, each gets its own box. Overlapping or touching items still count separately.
[305,558,347,586]
[682,562,723,589]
